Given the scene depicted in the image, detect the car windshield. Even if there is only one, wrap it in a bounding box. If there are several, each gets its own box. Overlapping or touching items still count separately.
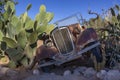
[54,13,84,27]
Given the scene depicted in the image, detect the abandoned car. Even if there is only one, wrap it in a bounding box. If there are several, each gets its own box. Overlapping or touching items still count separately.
[28,15,103,70]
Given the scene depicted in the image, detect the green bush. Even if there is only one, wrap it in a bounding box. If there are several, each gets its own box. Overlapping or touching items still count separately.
[88,5,120,68]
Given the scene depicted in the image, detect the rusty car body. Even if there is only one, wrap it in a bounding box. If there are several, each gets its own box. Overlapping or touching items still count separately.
[29,14,103,70]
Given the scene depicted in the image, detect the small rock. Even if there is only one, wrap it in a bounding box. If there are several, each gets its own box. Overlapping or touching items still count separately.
[63,70,71,76]
[96,70,107,79]
[83,67,97,78]
[74,66,87,74]
[33,69,40,75]
[73,70,80,76]
[50,72,55,75]
[104,70,120,80]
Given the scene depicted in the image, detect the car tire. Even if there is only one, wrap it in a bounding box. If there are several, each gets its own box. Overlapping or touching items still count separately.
[90,45,103,63]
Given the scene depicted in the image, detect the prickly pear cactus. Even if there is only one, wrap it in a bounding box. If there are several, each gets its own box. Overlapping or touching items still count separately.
[0,1,54,68]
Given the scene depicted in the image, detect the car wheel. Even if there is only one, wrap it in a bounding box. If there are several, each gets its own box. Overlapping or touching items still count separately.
[90,45,104,70]
[90,45,103,63]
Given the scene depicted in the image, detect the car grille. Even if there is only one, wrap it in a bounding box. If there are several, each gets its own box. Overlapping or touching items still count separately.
[51,27,74,55]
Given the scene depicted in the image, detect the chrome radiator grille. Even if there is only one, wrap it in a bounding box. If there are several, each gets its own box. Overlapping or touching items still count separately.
[51,27,74,55]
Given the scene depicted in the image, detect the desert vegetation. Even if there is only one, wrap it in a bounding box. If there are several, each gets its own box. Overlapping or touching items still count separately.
[0,0,120,71]
[87,5,120,68]
[0,0,54,68]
